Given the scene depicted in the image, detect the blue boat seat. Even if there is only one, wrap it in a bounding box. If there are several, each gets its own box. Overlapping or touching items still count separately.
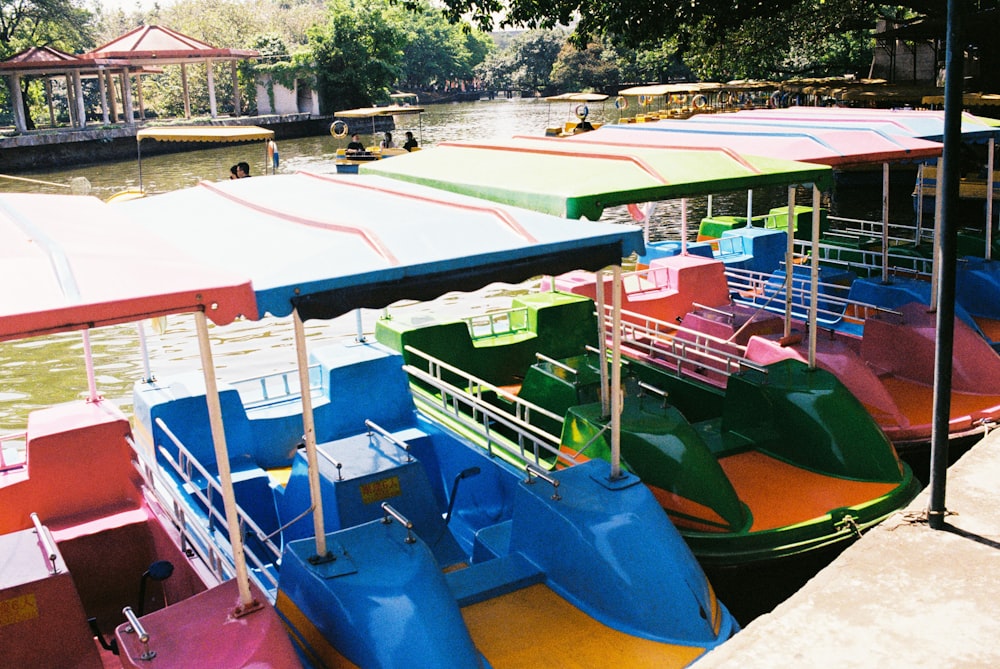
[446,551,544,607]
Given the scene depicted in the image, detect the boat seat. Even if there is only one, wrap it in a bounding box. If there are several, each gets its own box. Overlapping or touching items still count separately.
[472,520,512,561]
[447,551,544,607]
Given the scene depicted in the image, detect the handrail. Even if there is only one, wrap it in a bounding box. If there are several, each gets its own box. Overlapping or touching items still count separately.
[534,351,578,375]
[122,606,156,661]
[365,419,412,462]
[524,463,561,501]
[30,512,58,573]
[380,503,416,543]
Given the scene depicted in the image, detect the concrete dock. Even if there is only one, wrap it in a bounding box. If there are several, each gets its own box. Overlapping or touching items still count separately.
[697,430,1000,668]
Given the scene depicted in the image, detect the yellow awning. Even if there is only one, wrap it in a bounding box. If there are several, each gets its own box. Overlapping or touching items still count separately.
[136,126,275,142]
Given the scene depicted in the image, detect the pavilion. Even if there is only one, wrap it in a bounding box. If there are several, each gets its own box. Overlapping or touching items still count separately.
[0,25,258,134]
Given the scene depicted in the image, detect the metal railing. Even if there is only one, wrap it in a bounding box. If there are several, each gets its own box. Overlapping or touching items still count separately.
[725,266,903,328]
[599,305,770,380]
[129,422,282,595]
[462,307,529,340]
[230,364,323,409]
[401,345,579,468]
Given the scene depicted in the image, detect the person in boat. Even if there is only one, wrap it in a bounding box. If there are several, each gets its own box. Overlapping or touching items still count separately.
[403,131,418,152]
[236,161,251,178]
[229,164,239,179]
[346,134,366,155]
[380,132,395,149]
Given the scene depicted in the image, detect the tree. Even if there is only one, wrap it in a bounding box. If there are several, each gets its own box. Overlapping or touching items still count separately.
[397,6,492,91]
[507,29,564,93]
[549,39,619,93]
[308,0,407,110]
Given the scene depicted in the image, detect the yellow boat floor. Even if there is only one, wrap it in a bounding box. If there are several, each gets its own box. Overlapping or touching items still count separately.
[461,582,704,668]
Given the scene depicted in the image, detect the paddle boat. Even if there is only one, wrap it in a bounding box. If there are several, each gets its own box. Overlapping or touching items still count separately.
[107,125,277,201]
[330,105,424,173]
[543,92,608,136]
[374,280,920,568]
[116,172,739,666]
[0,193,300,668]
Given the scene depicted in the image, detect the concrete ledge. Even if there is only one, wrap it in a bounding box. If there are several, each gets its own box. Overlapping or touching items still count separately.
[697,430,1000,668]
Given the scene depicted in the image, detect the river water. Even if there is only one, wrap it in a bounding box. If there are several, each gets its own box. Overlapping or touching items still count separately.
[0,97,905,441]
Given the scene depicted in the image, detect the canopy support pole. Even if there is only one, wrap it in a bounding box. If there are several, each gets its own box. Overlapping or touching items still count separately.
[809,185,821,369]
[609,265,623,480]
[680,198,688,254]
[194,310,257,613]
[987,138,995,260]
[82,330,100,402]
[293,308,330,560]
[595,270,610,417]
[784,186,795,340]
[881,162,890,284]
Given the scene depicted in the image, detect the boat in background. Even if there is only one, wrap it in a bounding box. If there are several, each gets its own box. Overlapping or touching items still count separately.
[0,193,300,668]
[116,172,739,667]
[543,92,608,136]
[107,125,277,201]
[330,105,424,173]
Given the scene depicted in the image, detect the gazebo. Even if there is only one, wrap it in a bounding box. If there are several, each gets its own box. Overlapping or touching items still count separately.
[0,25,258,133]
[0,46,130,133]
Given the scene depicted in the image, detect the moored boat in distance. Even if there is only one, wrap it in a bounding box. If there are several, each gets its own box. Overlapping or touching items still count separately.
[0,193,301,668]
[330,105,424,173]
[117,172,740,667]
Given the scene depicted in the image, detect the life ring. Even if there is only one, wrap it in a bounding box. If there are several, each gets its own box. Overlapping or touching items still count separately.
[575,104,590,120]
[331,120,348,138]
[669,94,682,105]
[770,91,782,108]
[627,201,657,223]
[719,90,732,106]
[615,96,628,110]
[691,94,708,110]
[639,94,653,107]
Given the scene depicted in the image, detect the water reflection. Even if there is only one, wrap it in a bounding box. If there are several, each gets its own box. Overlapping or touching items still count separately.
[1,98,911,435]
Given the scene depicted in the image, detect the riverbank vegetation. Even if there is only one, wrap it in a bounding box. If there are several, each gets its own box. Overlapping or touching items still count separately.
[1,0,938,129]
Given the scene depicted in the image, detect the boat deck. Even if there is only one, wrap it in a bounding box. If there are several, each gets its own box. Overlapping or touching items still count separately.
[462,583,705,668]
[718,451,898,532]
[695,429,1000,668]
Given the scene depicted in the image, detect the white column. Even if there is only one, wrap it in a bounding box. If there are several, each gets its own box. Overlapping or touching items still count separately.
[231,60,241,117]
[181,63,191,118]
[207,59,218,118]
[97,67,109,124]
[72,69,86,129]
[121,70,135,125]
[9,73,27,133]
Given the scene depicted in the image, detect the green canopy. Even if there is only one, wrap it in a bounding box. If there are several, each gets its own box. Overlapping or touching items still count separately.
[362,137,834,220]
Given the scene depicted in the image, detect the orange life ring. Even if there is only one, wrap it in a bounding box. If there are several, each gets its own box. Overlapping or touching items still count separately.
[639,94,653,107]
[331,120,348,138]
[614,96,628,110]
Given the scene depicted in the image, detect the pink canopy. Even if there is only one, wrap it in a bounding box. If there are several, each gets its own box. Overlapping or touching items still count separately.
[0,193,257,341]
[555,119,943,167]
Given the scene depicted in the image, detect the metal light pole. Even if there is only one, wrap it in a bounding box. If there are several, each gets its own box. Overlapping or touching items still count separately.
[928,0,964,530]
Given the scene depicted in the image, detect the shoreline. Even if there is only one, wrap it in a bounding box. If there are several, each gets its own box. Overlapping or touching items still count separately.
[0,113,389,172]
